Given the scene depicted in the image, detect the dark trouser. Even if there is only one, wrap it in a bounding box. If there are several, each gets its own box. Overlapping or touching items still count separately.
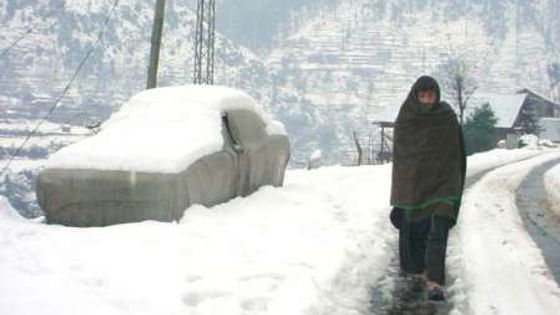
[399,214,451,286]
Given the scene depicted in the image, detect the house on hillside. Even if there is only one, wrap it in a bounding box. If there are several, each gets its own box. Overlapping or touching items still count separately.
[517,89,560,118]
[372,88,560,157]
[469,89,560,142]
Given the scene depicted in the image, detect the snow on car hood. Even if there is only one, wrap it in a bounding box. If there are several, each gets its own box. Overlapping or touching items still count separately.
[45,85,286,173]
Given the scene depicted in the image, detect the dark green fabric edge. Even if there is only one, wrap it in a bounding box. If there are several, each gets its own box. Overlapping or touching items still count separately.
[391,196,461,211]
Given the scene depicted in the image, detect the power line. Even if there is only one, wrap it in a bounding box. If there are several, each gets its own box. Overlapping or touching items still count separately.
[1,0,121,177]
[0,28,33,59]
[0,1,68,59]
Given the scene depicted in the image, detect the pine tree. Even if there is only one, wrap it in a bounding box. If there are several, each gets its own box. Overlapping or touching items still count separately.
[464,103,498,155]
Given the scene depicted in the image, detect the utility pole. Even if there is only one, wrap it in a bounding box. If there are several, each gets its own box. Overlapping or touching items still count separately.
[147,0,166,89]
[194,0,216,84]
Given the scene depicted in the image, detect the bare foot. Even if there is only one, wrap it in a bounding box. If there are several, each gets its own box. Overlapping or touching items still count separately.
[426,280,445,301]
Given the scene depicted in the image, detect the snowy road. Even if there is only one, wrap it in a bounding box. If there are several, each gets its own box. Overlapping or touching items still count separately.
[450,152,560,314]
[1,149,560,315]
[369,150,557,315]
[516,158,560,285]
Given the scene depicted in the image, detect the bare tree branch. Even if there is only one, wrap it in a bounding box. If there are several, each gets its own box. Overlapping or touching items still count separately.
[437,56,478,125]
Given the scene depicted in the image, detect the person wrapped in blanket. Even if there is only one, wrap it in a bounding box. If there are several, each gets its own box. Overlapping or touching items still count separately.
[390,76,467,302]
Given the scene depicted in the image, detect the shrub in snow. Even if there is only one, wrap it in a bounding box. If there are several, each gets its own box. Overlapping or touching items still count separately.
[37,86,291,227]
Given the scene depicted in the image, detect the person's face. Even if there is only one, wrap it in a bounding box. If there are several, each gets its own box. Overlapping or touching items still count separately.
[417,90,436,106]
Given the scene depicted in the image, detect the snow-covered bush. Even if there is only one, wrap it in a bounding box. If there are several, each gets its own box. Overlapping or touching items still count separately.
[519,134,539,149]
[308,149,322,170]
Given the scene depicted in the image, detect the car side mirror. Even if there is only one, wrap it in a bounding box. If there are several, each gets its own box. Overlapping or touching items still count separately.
[221,113,244,153]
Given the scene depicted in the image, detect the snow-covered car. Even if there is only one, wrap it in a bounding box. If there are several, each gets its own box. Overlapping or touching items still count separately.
[37,86,290,227]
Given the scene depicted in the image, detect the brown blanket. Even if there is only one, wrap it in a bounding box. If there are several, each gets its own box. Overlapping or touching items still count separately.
[390,76,466,224]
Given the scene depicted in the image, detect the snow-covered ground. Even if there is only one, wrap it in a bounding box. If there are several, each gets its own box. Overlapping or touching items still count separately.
[0,148,557,315]
[544,163,560,217]
[451,151,560,314]
[0,165,394,315]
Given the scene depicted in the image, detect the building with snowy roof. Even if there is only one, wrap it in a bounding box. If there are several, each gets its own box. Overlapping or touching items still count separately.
[374,88,560,146]
[469,89,560,142]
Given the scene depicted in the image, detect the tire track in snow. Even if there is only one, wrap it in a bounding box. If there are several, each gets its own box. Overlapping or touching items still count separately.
[448,151,560,315]
[515,157,560,285]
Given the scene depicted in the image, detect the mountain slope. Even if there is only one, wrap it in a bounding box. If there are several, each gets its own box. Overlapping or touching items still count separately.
[267,0,560,163]
[0,0,273,124]
[2,0,559,168]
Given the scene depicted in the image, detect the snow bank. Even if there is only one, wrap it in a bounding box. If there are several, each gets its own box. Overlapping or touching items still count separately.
[466,148,545,177]
[44,86,286,173]
[544,163,560,217]
[453,152,560,314]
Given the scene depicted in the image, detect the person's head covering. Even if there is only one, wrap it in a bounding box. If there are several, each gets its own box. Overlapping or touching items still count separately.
[411,75,441,105]
[397,76,447,120]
